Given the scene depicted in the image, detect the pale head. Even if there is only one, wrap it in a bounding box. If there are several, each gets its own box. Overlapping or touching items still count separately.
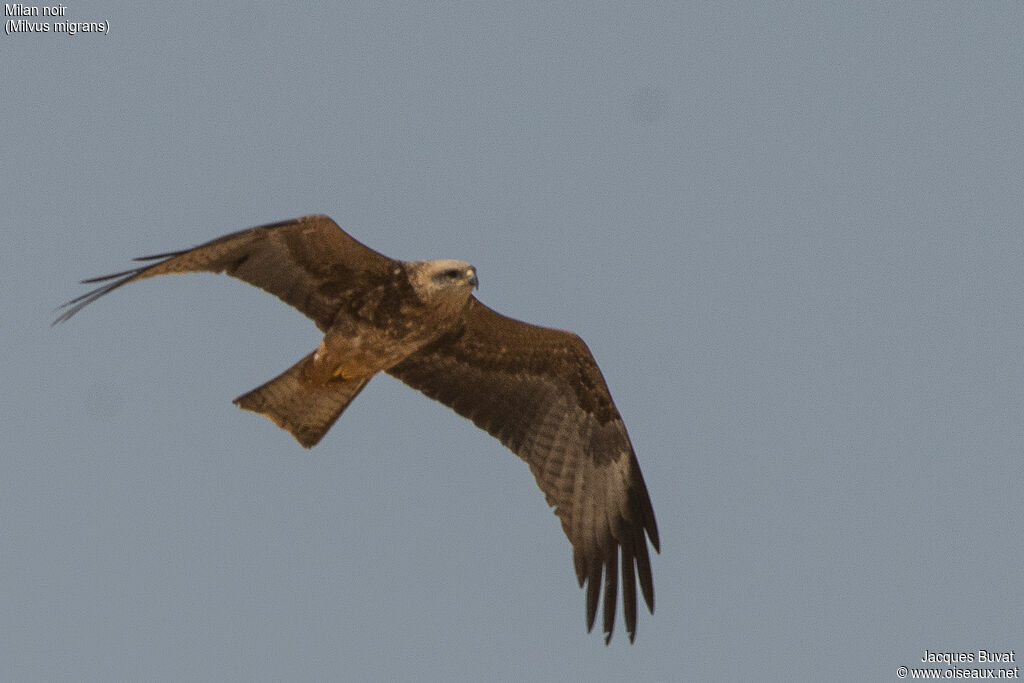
[404,259,478,312]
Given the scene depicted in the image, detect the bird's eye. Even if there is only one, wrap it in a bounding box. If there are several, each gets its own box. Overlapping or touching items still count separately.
[444,269,460,279]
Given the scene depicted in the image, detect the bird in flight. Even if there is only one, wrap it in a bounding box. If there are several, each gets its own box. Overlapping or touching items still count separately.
[55,214,659,643]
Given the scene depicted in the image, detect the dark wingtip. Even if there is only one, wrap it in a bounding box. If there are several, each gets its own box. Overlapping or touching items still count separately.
[55,249,188,325]
[51,293,98,325]
[51,250,175,325]
[79,267,141,284]
[133,249,187,262]
[51,271,139,325]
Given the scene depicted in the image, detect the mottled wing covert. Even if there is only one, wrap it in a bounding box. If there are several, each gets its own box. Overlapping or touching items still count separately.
[54,214,398,330]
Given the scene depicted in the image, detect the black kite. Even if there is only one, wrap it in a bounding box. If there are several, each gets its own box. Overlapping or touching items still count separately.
[55,214,660,643]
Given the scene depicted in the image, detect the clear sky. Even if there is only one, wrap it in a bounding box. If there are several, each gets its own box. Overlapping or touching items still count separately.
[3,2,1023,681]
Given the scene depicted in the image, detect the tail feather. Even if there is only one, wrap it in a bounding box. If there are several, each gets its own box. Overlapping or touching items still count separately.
[234,353,372,448]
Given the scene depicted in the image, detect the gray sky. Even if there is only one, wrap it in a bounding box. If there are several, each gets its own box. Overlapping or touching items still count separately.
[3,2,1023,681]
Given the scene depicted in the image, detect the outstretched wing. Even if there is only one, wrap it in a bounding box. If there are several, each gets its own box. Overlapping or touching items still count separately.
[53,214,398,330]
[387,298,659,643]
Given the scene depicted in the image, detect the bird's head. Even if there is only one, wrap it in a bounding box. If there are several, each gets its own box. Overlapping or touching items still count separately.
[406,259,478,311]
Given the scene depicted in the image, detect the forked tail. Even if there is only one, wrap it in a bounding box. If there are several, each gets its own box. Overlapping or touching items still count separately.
[234,353,372,448]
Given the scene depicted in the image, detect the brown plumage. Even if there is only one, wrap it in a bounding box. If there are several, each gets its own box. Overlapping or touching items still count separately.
[55,214,659,643]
